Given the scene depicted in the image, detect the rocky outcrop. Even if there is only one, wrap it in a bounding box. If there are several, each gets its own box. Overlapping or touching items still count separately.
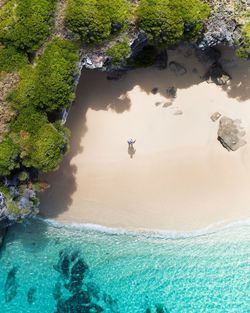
[205,62,231,85]
[217,116,246,151]
[0,173,40,229]
[199,0,250,48]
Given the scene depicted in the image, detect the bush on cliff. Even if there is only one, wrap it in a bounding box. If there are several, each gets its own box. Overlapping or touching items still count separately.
[10,108,70,172]
[237,21,250,59]
[0,46,28,72]
[20,123,69,172]
[65,0,129,44]
[0,137,20,176]
[137,0,210,47]
[10,37,78,113]
[0,0,56,53]
[106,39,131,64]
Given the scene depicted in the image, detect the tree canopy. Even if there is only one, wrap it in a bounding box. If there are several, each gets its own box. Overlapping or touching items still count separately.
[0,0,56,53]
[137,0,210,47]
[237,21,250,59]
[65,0,129,44]
[106,39,131,65]
[10,37,78,113]
[0,137,20,176]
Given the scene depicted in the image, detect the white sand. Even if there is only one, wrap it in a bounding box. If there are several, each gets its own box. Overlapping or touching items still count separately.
[39,46,250,231]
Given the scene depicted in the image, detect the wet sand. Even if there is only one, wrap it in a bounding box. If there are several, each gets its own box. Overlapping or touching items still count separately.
[39,46,250,231]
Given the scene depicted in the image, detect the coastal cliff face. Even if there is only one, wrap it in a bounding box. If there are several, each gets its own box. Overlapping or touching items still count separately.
[81,0,250,70]
[200,0,250,48]
[0,0,249,237]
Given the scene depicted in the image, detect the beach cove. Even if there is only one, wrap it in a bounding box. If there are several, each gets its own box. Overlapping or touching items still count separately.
[40,46,250,232]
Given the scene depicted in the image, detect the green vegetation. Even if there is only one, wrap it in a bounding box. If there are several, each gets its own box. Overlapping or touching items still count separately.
[10,37,78,113]
[0,37,78,175]
[0,0,56,53]
[65,0,129,44]
[0,46,28,72]
[137,0,210,47]
[0,137,19,176]
[237,22,250,59]
[106,39,131,64]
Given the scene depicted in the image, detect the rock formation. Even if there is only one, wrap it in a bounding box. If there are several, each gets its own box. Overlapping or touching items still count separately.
[205,62,231,85]
[217,116,246,151]
[199,0,250,48]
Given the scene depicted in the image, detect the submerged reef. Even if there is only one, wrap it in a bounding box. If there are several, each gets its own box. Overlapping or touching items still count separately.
[4,266,18,303]
[53,249,117,313]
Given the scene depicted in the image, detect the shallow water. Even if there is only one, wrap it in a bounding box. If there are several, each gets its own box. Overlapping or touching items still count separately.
[0,220,249,313]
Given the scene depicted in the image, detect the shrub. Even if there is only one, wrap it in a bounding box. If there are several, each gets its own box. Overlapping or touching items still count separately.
[10,37,78,113]
[137,0,210,47]
[0,0,56,53]
[22,123,69,172]
[0,137,20,176]
[65,0,129,44]
[106,39,131,64]
[10,108,69,172]
[0,46,28,72]
[237,22,250,59]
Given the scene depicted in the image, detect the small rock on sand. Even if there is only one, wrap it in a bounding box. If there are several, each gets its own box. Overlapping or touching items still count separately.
[173,109,183,115]
[163,102,172,108]
[166,86,177,98]
[169,61,187,76]
[151,87,158,94]
[210,112,221,122]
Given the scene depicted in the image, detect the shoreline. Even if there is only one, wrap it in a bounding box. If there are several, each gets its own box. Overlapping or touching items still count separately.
[38,216,250,240]
[39,46,250,232]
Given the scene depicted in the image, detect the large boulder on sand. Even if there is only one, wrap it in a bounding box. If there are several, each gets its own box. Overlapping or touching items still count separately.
[217,116,246,151]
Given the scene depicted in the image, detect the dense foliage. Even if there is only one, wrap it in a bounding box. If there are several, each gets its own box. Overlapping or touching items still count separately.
[10,37,78,113]
[65,0,129,44]
[106,39,131,64]
[137,0,210,46]
[237,22,250,59]
[10,113,69,171]
[0,37,78,176]
[0,137,20,176]
[0,0,56,53]
[0,46,28,72]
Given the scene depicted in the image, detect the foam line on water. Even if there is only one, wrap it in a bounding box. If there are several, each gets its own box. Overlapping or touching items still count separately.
[36,216,250,240]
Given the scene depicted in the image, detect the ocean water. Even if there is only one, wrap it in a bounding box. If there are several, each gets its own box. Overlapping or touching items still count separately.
[0,220,249,313]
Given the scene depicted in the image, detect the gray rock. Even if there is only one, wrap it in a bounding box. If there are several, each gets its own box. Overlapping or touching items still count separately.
[210,112,221,122]
[205,62,231,85]
[173,109,183,116]
[198,0,249,48]
[169,62,187,75]
[217,116,246,151]
[166,86,177,98]
[151,87,158,94]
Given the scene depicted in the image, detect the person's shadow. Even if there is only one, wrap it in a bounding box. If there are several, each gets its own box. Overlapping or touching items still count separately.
[128,144,136,159]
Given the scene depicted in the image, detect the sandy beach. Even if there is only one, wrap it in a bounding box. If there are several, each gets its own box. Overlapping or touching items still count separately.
[39,46,250,231]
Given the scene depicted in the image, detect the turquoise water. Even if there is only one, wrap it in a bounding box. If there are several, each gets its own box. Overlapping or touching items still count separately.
[0,220,249,313]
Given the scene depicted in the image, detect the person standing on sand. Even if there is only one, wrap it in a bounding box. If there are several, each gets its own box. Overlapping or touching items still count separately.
[127,138,136,147]
[127,138,136,158]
